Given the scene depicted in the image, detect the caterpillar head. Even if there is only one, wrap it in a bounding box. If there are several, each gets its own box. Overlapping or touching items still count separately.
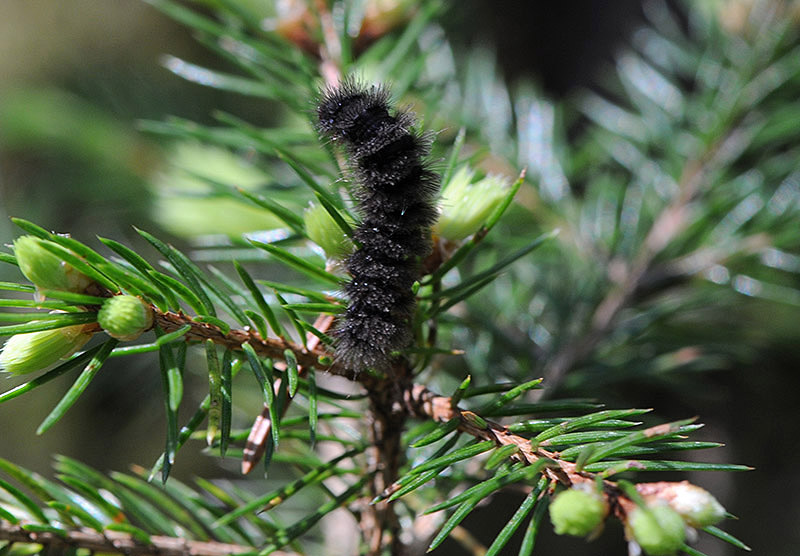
[316,81,391,140]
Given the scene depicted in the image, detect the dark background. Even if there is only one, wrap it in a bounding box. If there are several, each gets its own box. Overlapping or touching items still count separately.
[1,2,795,555]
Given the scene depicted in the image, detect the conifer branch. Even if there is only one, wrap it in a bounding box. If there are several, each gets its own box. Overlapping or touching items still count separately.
[153,310,357,381]
[540,114,758,391]
[152,303,732,531]
[3,1,787,553]
[403,384,572,487]
[0,521,294,556]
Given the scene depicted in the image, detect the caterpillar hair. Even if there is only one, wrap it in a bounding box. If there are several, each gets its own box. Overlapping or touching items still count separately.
[316,80,440,372]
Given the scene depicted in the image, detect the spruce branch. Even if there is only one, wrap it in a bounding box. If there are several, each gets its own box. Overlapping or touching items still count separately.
[540,171,707,390]
[540,66,777,392]
[4,0,793,554]
[153,310,353,381]
[0,521,272,556]
[153,299,740,553]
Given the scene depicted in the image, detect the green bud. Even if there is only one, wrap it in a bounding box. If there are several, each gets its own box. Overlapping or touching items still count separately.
[664,483,726,528]
[13,235,92,293]
[97,295,154,341]
[629,503,686,556]
[303,202,353,259]
[436,166,509,242]
[0,324,93,375]
[549,486,609,537]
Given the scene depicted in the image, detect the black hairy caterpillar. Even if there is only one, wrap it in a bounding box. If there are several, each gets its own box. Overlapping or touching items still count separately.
[316,80,440,372]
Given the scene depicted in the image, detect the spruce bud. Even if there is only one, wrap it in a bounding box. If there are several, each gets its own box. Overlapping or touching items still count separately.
[664,483,726,528]
[628,503,686,556]
[97,295,153,341]
[0,324,93,375]
[636,481,726,528]
[13,235,92,293]
[436,167,510,242]
[549,485,609,537]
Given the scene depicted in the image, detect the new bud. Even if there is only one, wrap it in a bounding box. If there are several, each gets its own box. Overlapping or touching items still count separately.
[549,485,609,537]
[13,235,92,293]
[97,295,153,341]
[0,324,93,375]
[628,503,686,556]
[664,482,726,528]
[636,481,726,528]
[436,166,510,242]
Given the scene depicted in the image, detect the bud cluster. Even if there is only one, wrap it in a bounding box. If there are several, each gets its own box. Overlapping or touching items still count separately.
[549,479,726,556]
[2,236,155,376]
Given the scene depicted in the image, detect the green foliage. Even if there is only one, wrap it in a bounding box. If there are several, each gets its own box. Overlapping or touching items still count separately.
[1,1,798,555]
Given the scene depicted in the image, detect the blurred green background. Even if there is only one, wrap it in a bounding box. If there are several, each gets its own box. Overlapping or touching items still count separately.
[1,1,798,555]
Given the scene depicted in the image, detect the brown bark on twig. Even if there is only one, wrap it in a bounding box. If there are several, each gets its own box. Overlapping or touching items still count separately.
[360,361,413,555]
[154,311,367,384]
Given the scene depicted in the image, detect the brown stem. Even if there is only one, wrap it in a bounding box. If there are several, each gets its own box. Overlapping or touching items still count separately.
[152,310,579,505]
[400,383,708,528]
[359,361,413,555]
[153,311,369,384]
